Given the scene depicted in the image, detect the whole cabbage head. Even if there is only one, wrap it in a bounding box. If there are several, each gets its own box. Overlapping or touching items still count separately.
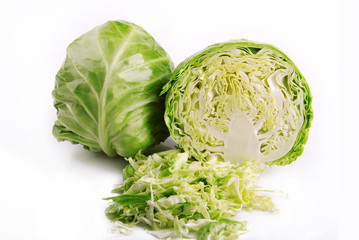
[53,20,173,157]
[162,40,313,166]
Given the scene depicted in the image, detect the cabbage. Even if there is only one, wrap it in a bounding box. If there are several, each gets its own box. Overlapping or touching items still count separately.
[52,20,173,157]
[162,40,313,166]
[104,150,274,239]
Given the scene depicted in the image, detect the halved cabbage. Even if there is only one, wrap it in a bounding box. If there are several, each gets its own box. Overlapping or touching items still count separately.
[162,40,313,166]
[53,21,173,157]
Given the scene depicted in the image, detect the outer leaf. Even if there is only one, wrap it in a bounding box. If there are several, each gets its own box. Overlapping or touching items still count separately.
[53,21,174,157]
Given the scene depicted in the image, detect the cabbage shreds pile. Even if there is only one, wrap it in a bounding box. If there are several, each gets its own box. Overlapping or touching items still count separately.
[104,150,275,239]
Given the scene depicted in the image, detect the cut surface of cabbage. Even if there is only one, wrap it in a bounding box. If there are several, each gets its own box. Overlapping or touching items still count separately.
[163,41,313,166]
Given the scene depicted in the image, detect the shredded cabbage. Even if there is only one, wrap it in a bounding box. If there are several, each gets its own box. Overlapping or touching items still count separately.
[104,150,275,239]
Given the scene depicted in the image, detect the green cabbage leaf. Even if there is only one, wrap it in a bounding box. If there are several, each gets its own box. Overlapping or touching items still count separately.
[162,40,313,166]
[53,21,173,157]
[104,150,274,239]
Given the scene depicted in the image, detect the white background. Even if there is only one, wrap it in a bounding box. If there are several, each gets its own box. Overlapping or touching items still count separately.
[0,0,355,239]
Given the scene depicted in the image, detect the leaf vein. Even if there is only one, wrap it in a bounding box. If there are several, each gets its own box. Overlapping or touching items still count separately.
[61,102,99,141]
[67,53,100,102]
